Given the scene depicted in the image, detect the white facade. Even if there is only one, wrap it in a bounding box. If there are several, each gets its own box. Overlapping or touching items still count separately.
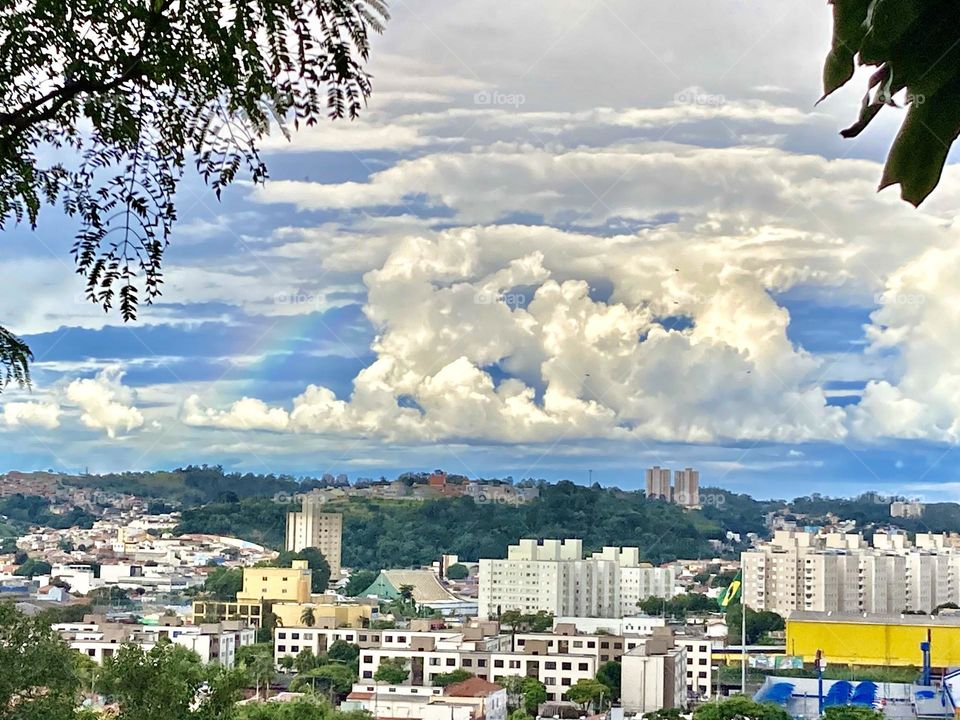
[478,539,677,620]
[621,641,686,715]
[55,620,255,666]
[744,530,960,615]
[285,499,342,577]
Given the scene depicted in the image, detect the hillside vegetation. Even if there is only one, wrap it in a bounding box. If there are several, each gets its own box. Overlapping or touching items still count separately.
[174,481,772,568]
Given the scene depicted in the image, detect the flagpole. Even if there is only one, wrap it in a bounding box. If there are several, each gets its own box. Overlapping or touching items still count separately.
[740,598,746,695]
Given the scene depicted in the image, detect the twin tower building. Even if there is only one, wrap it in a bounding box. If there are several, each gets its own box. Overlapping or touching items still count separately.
[644,466,700,508]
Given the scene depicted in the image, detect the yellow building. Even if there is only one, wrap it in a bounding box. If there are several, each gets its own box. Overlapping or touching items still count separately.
[191,599,264,627]
[787,611,960,667]
[271,601,372,629]
[237,559,312,604]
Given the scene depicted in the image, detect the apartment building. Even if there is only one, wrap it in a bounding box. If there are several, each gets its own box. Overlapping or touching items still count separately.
[237,559,312,604]
[53,616,255,666]
[673,468,700,508]
[645,466,672,500]
[342,678,508,720]
[275,619,708,706]
[743,530,960,615]
[285,498,343,577]
[622,637,687,715]
[644,466,700,508]
[477,539,677,620]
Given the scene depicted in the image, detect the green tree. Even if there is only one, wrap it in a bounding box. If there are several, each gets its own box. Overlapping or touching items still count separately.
[822,0,960,206]
[271,548,331,594]
[238,695,334,720]
[373,657,409,684]
[278,655,295,672]
[0,0,389,387]
[694,696,791,720]
[295,648,322,674]
[500,609,523,636]
[726,603,784,644]
[0,605,84,720]
[300,607,317,628]
[13,558,52,577]
[507,711,533,720]
[203,567,244,601]
[564,679,610,711]
[643,709,684,720]
[823,707,884,720]
[249,650,277,700]
[327,639,360,666]
[345,570,378,597]
[290,663,356,699]
[432,669,474,687]
[445,563,469,580]
[497,675,545,714]
[99,641,246,720]
[235,642,274,670]
[596,660,621,700]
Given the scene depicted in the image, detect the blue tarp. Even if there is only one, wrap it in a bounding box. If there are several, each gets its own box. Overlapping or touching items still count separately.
[825,680,853,707]
[755,682,795,706]
[851,681,879,705]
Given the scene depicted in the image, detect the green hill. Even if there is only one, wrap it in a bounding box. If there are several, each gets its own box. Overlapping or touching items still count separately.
[174,481,773,569]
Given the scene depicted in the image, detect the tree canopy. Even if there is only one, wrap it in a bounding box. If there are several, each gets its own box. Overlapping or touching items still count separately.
[0,0,388,389]
[693,696,791,720]
[823,0,960,205]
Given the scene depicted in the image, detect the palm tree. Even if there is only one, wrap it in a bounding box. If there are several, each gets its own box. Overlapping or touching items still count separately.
[300,606,316,627]
[398,584,416,615]
[251,653,277,700]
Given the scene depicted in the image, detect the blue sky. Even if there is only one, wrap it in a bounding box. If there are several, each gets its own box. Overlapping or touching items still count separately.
[5,0,960,502]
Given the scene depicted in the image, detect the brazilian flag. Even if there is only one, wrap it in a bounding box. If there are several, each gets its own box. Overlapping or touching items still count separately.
[718,571,742,609]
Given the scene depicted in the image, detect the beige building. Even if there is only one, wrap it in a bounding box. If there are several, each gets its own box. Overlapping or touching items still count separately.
[673,468,700,508]
[285,498,342,577]
[237,559,312,604]
[645,466,672,500]
[743,530,960,616]
[621,632,687,715]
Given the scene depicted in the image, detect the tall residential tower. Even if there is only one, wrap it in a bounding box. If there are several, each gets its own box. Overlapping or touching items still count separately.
[285,497,343,578]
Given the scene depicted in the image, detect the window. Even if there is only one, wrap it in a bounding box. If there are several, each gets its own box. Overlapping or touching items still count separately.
[544,677,556,685]
[578,663,588,671]
[545,661,556,670]
[446,658,456,666]
[278,645,286,653]
[494,659,504,668]
[562,678,571,686]
[463,659,473,667]
[277,632,286,640]
[699,671,707,679]
[478,659,487,667]
[587,641,595,648]
[430,658,440,666]
[364,655,373,663]
[561,662,571,670]
[291,633,300,640]
[600,641,609,649]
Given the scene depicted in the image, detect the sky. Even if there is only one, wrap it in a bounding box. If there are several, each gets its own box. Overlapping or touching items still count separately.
[4,0,960,501]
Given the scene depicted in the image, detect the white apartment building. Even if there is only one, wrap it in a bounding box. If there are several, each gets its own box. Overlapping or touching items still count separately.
[276,620,709,706]
[54,618,255,666]
[621,635,687,715]
[285,498,342,577]
[478,539,677,620]
[342,680,508,720]
[743,530,960,616]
